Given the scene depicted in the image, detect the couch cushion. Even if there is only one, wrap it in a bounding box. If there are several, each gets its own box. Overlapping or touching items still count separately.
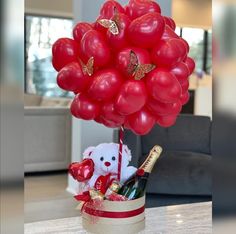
[142,114,211,155]
[139,151,212,196]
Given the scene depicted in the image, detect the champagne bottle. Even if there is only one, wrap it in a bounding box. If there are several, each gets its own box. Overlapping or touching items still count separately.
[118,145,162,200]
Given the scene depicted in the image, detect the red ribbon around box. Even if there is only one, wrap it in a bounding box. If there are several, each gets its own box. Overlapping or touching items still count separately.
[83,205,145,218]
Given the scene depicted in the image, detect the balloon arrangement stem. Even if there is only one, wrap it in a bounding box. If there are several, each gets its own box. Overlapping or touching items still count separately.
[117,125,124,182]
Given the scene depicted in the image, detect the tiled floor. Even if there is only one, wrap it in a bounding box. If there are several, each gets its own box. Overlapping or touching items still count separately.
[24,173,78,223]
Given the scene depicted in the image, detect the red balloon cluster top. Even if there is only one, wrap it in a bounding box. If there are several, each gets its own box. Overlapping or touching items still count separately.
[52,0,195,136]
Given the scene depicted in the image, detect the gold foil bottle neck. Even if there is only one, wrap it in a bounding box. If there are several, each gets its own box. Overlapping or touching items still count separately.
[140,145,162,174]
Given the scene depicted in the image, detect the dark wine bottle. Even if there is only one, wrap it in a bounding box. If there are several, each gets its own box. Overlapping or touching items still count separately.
[118,145,162,200]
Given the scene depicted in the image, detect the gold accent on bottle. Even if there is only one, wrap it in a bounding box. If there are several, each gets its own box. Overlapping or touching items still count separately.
[140,145,163,173]
[109,181,122,193]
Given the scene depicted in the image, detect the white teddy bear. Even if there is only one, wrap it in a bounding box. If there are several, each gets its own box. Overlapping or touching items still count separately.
[83,143,137,189]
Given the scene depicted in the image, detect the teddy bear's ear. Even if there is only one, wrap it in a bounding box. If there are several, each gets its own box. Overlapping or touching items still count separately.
[123,145,132,161]
[83,146,95,159]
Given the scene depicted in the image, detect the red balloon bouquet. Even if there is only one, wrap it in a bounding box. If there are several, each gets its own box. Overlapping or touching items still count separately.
[52,0,195,136]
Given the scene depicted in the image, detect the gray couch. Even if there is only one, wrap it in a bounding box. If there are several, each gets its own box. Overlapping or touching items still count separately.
[114,114,212,206]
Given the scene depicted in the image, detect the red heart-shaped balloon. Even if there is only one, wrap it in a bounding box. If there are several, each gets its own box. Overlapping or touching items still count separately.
[107,13,131,51]
[147,68,182,103]
[116,47,151,78]
[88,68,123,102]
[71,94,100,120]
[115,80,147,115]
[73,22,93,43]
[128,107,156,135]
[128,12,165,48]
[180,91,190,105]
[57,62,90,93]
[68,159,94,182]
[163,16,176,30]
[161,25,179,40]
[151,38,187,68]
[184,57,196,75]
[100,0,125,19]
[156,114,178,128]
[100,101,125,126]
[80,30,111,68]
[181,80,190,93]
[126,0,161,20]
[147,98,182,116]
[170,62,190,84]
[95,0,125,35]
[52,38,79,71]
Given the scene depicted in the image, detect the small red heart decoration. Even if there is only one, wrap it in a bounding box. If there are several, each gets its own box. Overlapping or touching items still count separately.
[68,159,94,182]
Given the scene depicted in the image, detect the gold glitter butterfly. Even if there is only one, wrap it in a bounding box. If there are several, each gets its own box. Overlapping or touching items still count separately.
[97,7,120,35]
[79,57,94,76]
[127,51,156,80]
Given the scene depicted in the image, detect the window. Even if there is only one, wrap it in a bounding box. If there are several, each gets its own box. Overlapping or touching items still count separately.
[25,15,73,97]
[175,27,212,74]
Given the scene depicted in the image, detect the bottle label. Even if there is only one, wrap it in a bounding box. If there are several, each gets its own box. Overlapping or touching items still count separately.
[140,146,162,173]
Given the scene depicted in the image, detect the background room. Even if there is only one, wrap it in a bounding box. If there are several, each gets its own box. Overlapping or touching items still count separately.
[24,0,212,223]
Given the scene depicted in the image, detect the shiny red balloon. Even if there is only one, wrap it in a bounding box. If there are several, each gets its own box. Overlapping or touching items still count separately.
[156,114,178,128]
[161,25,179,40]
[128,12,165,48]
[180,91,190,105]
[163,16,176,30]
[184,57,196,75]
[147,68,182,103]
[95,0,125,35]
[80,30,111,67]
[52,38,79,71]
[126,0,161,20]
[115,80,147,115]
[68,159,94,182]
[100,0,125,18]
[88,68,123,102]
[73,22,93,43]
[57,62,90,93]
[170,62,189,84]
[147,98,182,116]
[100,101,125,125]
[124,119,131,129]
[71,94,100,120]
[128,108,156,135]
[151,38,187,68]
[107,13,131,51]
[116,47,151,78]
[181,80,189,93]
[180,38,190,53]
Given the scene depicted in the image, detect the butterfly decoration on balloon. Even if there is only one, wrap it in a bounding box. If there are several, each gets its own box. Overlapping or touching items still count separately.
[52,0,195,136]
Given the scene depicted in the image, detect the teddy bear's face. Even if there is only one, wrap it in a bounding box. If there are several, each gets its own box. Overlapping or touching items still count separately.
[92,144,119,174]
[83,143,131,176]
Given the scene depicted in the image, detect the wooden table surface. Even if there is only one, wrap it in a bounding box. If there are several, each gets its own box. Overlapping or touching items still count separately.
[25,202,212,234]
